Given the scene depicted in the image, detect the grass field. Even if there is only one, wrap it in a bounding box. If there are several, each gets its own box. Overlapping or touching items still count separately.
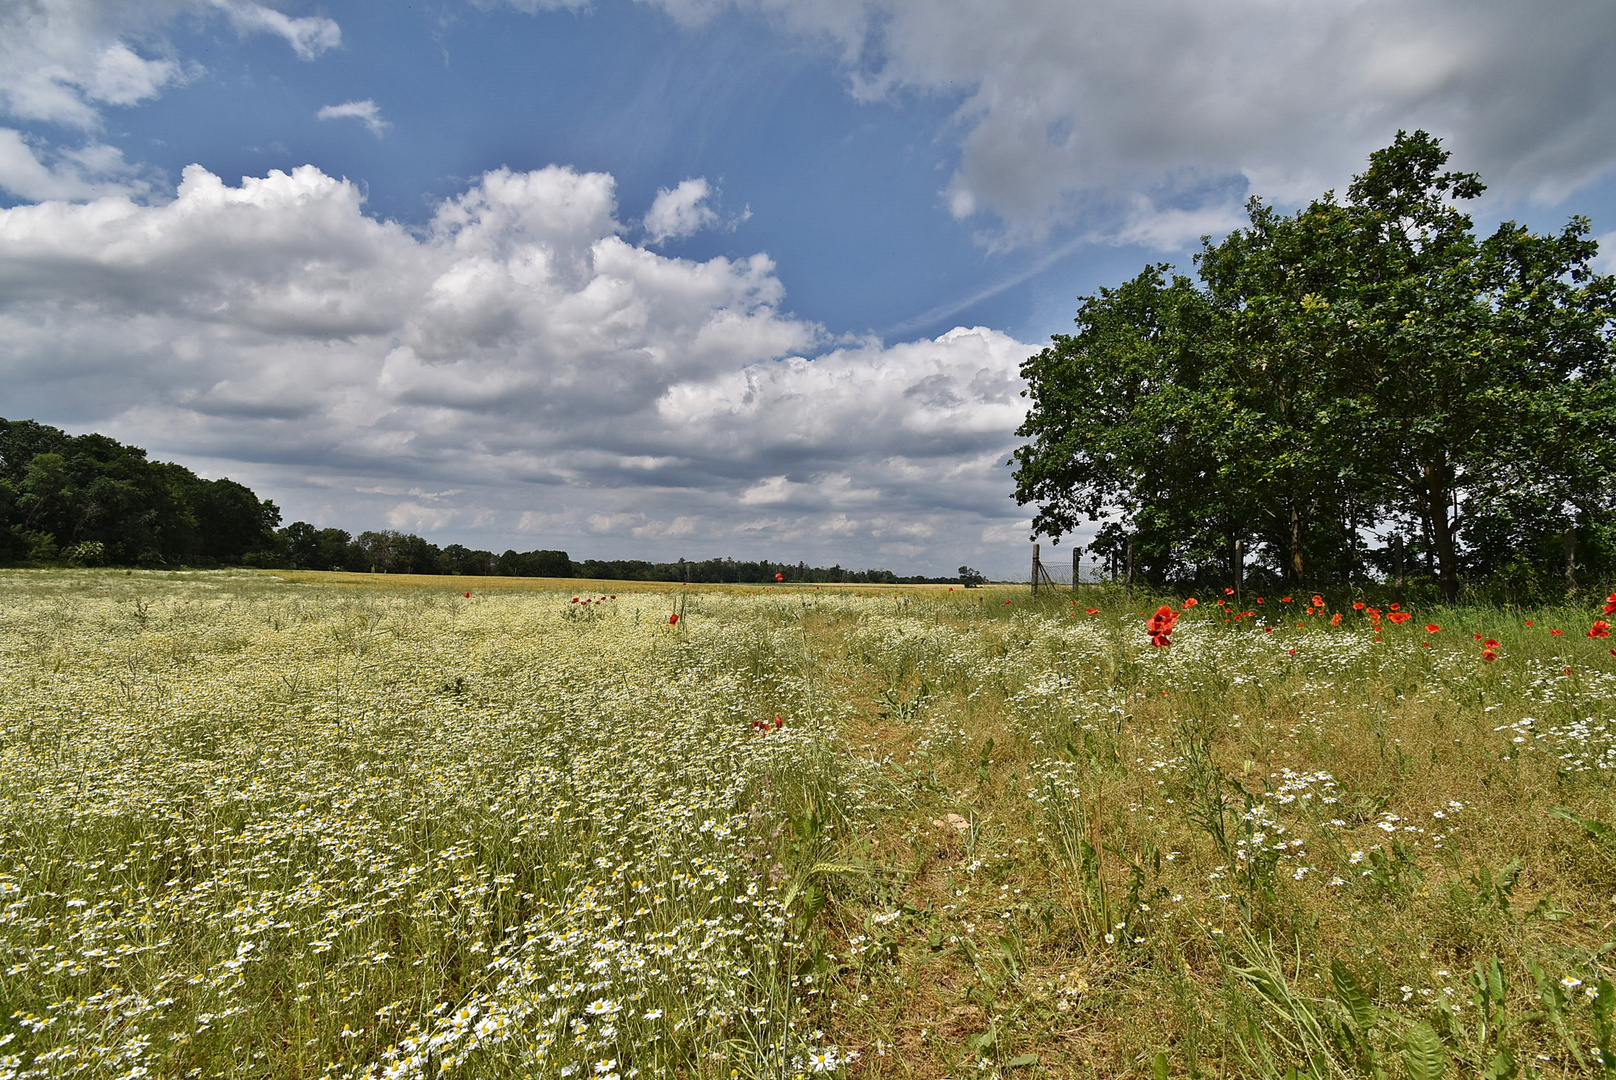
[1,570,1614,1079]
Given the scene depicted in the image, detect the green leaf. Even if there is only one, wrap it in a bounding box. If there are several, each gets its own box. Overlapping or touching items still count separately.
[1007,1053,1041,1069]
[1402,1022,1448,1080]
[1151,1050,1170,1080]
[1332,958,1377,1034]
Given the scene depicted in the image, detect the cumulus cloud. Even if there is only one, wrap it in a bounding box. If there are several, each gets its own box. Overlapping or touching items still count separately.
[624,0,1616,244]
[0,161,1036,574]
[316,99,389,137]
[642,177,719,243]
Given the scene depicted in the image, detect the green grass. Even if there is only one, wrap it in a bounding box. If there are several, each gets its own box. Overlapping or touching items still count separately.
[0,569,1613,1079]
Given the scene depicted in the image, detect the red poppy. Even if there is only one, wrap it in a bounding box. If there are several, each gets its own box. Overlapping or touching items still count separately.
[1331,613,1343,626]
[1565,667,1573,677]
[1482,649,1498,662]
[463,591,471,598]
[1288,648,1296,655]
[1183,597,1198,607]
[775,573,784,581]
[1265,627,1273,633]
[1422,642,1431,648]
[1589,621,1611,639]
[1388,612,1413,625]
[1256,598,1265,604]
[1004,599,1012,605]
[1425,623,1441,633]
[1604,593,1616,615]
[1550,628,1564,636]
[1281,596,1293,603]
[669,613,679,625]
[1224,587,1235,595]
[774,716,784,729]
[1389,603,1400,611]
[1484,639,1499,649]
[1085,608,1099,615]
[1473,633,1483,640]
[1354,602,1365,611]
[1525,620,1535,626]
[1311,594,1324,607]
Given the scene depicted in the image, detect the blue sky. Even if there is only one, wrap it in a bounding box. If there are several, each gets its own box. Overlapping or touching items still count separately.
[3,0,1614,578]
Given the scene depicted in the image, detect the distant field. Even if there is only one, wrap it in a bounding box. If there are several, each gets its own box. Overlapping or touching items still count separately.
[270,569,968,594]
[1,569,1614,1079]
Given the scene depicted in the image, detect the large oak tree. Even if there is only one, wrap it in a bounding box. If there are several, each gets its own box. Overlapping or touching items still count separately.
[1013,132,1616,600]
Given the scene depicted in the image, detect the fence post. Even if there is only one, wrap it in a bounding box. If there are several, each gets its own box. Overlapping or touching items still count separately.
[1073,547,1080,592]
[1031,543,1040,598]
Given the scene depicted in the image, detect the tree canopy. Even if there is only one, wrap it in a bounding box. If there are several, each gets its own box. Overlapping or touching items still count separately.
[1013,132,1616,601]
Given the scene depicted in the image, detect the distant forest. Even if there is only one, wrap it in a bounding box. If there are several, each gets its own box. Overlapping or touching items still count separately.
[0,419,953,584]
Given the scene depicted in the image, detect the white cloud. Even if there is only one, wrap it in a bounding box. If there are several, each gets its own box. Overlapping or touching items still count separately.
[643,177,719,243]
[0,160,1036,573]
[622,0,1616,244]
[0,128,150,201]
[316,99,389,137]
[211,0,341,60]
[0,1,338,131]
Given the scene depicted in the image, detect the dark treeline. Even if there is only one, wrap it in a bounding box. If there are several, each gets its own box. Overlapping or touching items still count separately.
[1,418,282,567]
[1,418,952,583]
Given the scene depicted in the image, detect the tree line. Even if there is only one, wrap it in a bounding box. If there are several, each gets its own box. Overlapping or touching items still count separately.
[1,418,953,583]
[1013,132,1616,603]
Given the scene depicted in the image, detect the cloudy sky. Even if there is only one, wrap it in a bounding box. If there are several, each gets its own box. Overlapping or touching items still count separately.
[3,0,1615,578]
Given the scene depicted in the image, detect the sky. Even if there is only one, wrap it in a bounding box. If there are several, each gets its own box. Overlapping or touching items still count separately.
[2,0,1615,580]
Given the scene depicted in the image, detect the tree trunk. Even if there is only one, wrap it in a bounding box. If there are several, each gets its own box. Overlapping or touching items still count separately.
[1288,503,1305,584]
[1423,465,1460,603]
[1564,526,1578,598]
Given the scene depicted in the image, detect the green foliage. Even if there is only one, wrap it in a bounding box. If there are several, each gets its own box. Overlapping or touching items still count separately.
[1013,131,1616,600]
[1,417,281,566]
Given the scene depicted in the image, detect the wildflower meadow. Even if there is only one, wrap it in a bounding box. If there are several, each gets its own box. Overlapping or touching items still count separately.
[2,570,1615,1079]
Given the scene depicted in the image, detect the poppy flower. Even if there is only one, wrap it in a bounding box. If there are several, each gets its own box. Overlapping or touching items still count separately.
[463,591,471,598]
[1354,602,1365,610]
[1331,613,1343,626]
[775,573,784,582]
[1256,597,1264,604]
[669,613,679,625]
[1565,667,1573,677]
[1312,595,1324,607]
[1550,628,1564,636]
[1525,620,1535,626]
[1604,592,1616,615]
[1183,597,1198,607]
[1288,648,1296,656]
[1281,596,1293,603]
[1422,642,1431,648]
[1389,603,1400,611]
[1085,608,1099,615]
[1484,639,1499,649]
[1425,623,1441,633]
[1224,587,1235,595]
[774,716,784,729]
[1388,611,1413,624]
[1589,621,1611,639]
[1482,649,1498,662]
